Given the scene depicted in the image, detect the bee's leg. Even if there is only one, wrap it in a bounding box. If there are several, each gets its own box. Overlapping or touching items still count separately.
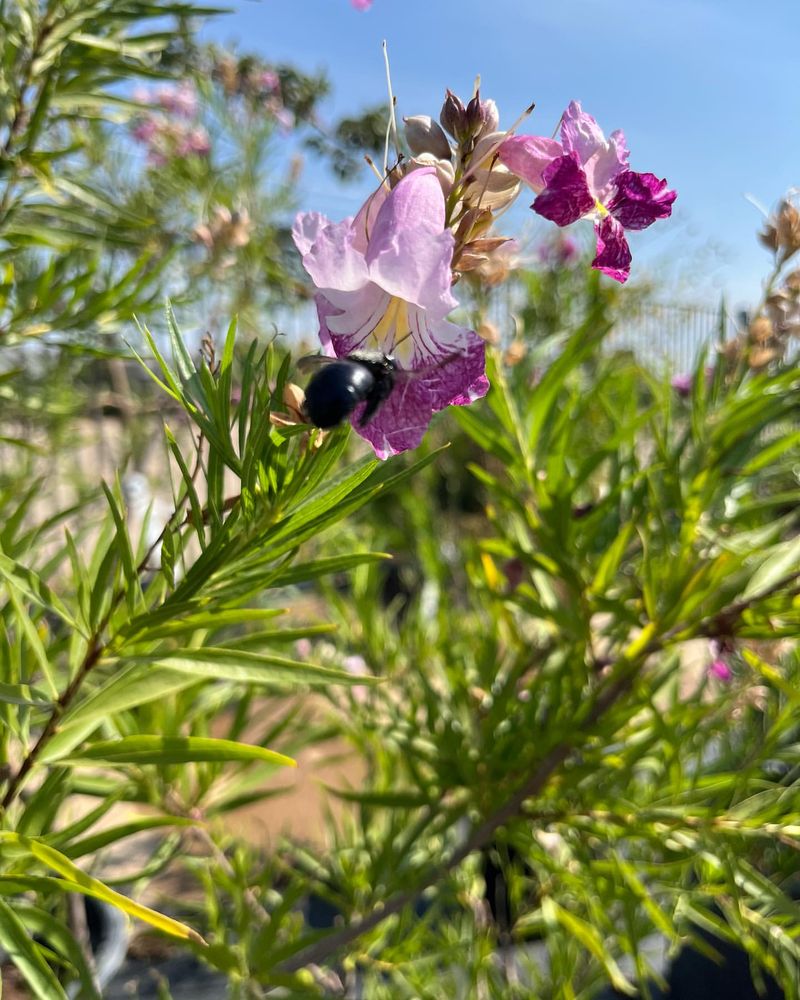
[358,376,395,426]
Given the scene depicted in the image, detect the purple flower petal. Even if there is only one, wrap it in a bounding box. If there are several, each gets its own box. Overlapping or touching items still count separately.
[592,216,632,283]
[365,168,457,317]
[350,183,390,253]
[607,170,677,231]
[292,214,369,293]
[671,372,692,397]
[356,318,488,459]
[709,659,733,682]
[558,103,630,203]
[497,135,563,194]
[315,286,393,357]
[586,128,630,203]
[559,100,608,163]
[532,154,595,226]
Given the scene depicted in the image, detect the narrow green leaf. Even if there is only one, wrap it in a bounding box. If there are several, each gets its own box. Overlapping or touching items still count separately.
[123,648,380,689]
[542,898,635,995]
[0,682,51,708]
[740,535,800,601]
[324,787,429,809]
[118,606,285,643]
[61,735,296,769]
[14,902,102,1000]
[0,896,69,1000]
[101,480,141,609]
[62,816,196,860]
[0,834,206,945]
[166,300,196,382]
[44,665,205,761]
[268,552,391,588]
[0,547,82,634]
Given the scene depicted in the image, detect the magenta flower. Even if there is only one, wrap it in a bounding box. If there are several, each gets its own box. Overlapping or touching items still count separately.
[671,372,692,398]
[708,639,734,682]
[499,101,676,283]
[292,168,488,458]
[351,0,373,8]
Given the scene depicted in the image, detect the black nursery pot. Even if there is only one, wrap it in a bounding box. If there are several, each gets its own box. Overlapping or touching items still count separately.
[596,926,784,1000]
[79,897,129,996]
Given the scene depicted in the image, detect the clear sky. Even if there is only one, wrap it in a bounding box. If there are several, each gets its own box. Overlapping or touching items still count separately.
[203,0,800,311]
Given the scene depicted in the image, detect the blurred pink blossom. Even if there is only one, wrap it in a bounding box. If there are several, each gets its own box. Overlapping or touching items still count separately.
[257,70,280,93]
[351,0,373,8]
[671,372,692,398]
[131,117,158,143]
[708,639,734,682]
[155,82,198,118]
[343,654,370,704]
[537,234,579,268]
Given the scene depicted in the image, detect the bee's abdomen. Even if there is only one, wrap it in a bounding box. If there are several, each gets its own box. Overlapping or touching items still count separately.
[303,361,375,429]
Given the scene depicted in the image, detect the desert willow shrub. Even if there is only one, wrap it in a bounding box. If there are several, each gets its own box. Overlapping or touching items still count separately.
[1,74,799,1000]
[184,313,800,998]
[151,112,800,998]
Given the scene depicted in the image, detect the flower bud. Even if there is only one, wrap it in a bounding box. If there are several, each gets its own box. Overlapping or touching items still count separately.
[477,320,500,344]
[440,89,468,139]
[465,91,498,139]
[760,197,800,257]
[785,269,800,291]
[462,132,521,211]
[748,315,773,343]
[475,99,499,139]
[748,344,781,369]
[403,115,452,160]
[504,340,527,366]
[766,290,800,337]
[472,239,520,287]
[759,221,779,253]
[775,199,800,255]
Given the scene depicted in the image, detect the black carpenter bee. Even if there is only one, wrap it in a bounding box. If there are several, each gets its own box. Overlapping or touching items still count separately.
[296,350,400,429]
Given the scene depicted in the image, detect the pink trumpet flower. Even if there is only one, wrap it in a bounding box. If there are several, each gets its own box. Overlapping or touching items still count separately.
[292,168,488,458]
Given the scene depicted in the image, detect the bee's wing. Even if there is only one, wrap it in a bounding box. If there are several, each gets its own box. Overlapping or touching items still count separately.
[296,354,338,374]
[394,351,464,383]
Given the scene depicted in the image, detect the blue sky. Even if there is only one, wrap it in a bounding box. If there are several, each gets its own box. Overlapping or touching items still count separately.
[204,0,800,310]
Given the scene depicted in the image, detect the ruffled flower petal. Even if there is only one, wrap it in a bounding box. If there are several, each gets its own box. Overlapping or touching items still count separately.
[592,215,632,283]
[607,170,677,231]
[356,313,488,459]
[365,168,458,317]
[532,153,595,226]
[584,128,630,204]
[497,134,563,194]
[292,214,369,293]
[314,286,394,356]
[559,100,609,164]
[350,183,390,253]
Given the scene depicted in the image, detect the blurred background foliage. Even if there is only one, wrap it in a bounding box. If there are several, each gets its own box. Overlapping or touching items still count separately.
[3,3,800,1000]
